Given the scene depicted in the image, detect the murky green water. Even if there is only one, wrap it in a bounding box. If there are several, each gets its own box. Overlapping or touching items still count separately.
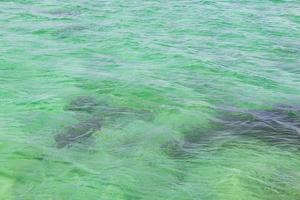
[1,1,300,199]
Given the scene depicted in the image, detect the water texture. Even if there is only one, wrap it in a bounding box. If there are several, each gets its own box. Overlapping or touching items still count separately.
[0,0,300,199]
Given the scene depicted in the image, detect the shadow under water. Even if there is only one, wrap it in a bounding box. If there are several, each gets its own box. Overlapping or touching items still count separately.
[55,95,154,148]
[65,96,103,113]
[162,105,300,159]
[220,105,300,148]
[65,95,154,122]
[54,116,102,148]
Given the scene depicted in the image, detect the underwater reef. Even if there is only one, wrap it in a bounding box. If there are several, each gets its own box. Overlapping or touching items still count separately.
[162,105,300,158]
[54,116,102,148]
[54,96,154,148]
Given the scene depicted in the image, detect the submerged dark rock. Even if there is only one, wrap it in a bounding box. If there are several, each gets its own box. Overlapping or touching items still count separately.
[58,95,155,148]
[65,96,154,121]
[161,140,187,159]
[54,116,102,148]
[220,105,300,148]
[66,96,102,113]
[162,105,300,158]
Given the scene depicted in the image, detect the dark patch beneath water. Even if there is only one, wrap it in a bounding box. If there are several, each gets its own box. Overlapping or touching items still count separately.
[220,105,300,148]
[47,9,82,18]
[161,105,300,158]
[161,140,187,159]
[66,96,102,113]
[56,95,155,148]
[66,96,155,122]
[54,116,102,148]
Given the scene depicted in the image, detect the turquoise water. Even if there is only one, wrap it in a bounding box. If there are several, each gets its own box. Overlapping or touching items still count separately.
[1,0,300,199]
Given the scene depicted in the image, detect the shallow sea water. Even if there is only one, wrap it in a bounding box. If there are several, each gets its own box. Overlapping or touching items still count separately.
[1,0,300,199]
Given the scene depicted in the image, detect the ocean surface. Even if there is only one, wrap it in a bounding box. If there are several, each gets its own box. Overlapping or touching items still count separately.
[1,1,300,199]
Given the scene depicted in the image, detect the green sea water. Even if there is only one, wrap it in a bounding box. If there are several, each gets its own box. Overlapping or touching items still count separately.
[1,0,300,199]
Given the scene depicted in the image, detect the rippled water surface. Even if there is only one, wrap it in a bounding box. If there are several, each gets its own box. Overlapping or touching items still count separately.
[1,1,300,199]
